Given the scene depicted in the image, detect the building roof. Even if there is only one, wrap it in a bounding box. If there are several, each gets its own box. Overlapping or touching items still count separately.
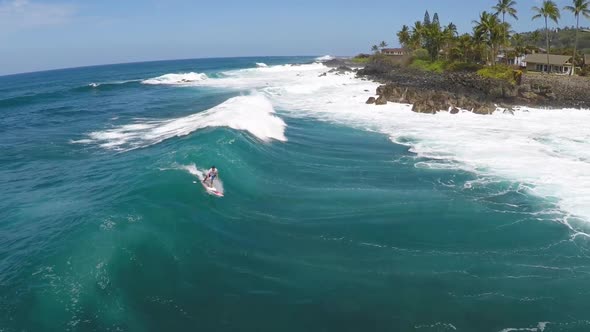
[381,48,406,53]
[524,54,572,66]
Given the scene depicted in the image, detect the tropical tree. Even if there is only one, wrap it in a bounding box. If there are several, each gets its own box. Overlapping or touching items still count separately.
[471,29,487,62]
[532,0,561,73]
[379,41,388,49]
[411,21,425,50]
[511,33,527,55]
[493,0,518,24]
[371,45,379,54]
[474,11,504,64]
[423,20,445,60]
[455,34,473,62]
[530,30,542,46]
[432,13,440,27]
[424,11,431,26]
[492,0,518,46]
[564,0,590,75]
[397,25,412,49]
[443,23,458,59]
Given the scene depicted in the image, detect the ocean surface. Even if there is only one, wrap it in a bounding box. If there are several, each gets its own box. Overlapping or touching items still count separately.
[1,56,590,332]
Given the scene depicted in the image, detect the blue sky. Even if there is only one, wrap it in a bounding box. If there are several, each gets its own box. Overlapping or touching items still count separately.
[0,0,587,75]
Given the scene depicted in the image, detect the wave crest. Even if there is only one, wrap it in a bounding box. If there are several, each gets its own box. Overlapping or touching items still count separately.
[315,55,335,61]
[81,94,286,151]
[141,72,208,85]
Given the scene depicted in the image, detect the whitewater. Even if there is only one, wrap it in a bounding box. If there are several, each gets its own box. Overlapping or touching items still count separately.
[105,60,590,224]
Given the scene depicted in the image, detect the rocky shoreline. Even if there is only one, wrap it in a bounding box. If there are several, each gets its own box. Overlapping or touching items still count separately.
[322,58,590,114]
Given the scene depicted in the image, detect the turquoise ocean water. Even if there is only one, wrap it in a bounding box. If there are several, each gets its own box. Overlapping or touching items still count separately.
[1,57,590,331]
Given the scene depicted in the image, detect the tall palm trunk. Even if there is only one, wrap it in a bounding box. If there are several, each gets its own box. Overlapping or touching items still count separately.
[502,13,507,44]
[545,16,550,73]
[572,15,579,76]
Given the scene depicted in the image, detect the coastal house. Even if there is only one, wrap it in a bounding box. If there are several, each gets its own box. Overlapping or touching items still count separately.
[381,48,408,56]
[523,54,573,74]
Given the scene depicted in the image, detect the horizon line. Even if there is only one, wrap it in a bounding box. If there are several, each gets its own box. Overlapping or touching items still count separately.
[0,54,344,78]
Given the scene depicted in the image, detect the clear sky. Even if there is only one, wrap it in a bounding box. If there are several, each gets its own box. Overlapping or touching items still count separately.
[1,0,587,75]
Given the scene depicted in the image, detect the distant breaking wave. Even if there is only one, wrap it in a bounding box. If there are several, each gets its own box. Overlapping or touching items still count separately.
[78,94,286,151]
[141,72,208,85]
[79,79,142,91]
[315,55,335,61]
[256,63,268,68]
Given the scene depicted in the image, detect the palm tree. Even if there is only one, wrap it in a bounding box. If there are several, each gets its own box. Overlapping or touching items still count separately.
[411,21,425,49]
[371,45,379,54]
[443,23,458,60]
[379,41,388,49]
[456,34,473,62]
[532,0,561,73]
[474,11,503,65]
[493,0,518,24]
[564,0,590,75]
[494,0,518,44]
[423,23,445,60]
[511,33,526,56]
[445,22,458,38]
[397,25,412,49]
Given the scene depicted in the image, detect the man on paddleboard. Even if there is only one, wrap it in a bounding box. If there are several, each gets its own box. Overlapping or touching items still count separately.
[202,166,218,187]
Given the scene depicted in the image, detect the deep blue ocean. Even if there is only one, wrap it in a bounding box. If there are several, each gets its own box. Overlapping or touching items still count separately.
[1,57,590,332]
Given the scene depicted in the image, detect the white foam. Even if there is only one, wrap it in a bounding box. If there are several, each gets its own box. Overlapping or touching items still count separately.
[315,55,335,61]
[498,322,550,332]
[184,61,590,222]
[256,62,268,68]
[142,72,208,85]
[85,94,286,151]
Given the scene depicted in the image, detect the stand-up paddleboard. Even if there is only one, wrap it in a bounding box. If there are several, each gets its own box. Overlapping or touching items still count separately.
[195,180,224,197]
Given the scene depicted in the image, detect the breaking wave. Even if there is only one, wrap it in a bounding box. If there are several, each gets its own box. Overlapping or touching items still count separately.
[79,94,286,151]
[141,72,209,85]
[315,55,335,61]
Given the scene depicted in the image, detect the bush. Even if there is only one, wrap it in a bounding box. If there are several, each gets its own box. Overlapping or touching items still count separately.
[413,48,430,61]
[477,65,518,84]
[446,62,483,72]
[352,56,371,64]
[410,59,447,73]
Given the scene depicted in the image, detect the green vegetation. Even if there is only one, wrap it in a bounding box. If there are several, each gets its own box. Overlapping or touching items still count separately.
[410,59,447,72]
[351,55,371,64]
[532,0,562,72]
[410,59,483,73]
[377,0,590,80]
[564,0,590,74]
[477,65,519,83]
[519,28,590,54]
